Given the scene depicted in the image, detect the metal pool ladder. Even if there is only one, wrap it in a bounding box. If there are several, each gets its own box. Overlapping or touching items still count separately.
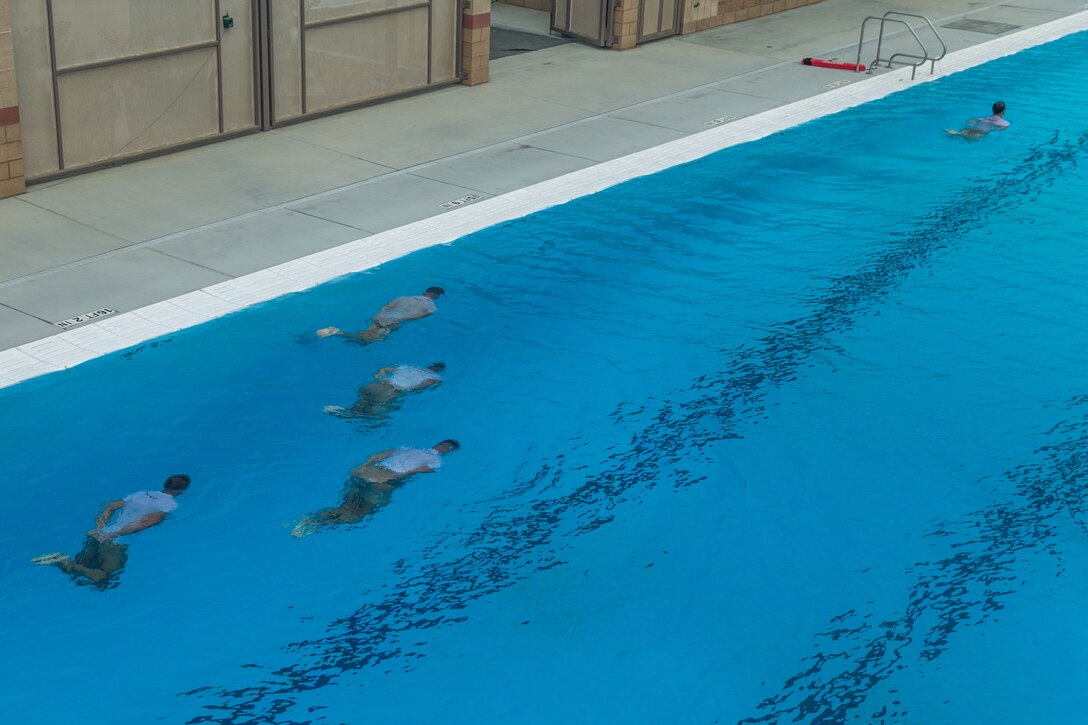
[855,11,947,79]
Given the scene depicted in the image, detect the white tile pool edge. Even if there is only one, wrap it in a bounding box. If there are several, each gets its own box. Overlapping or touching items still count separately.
[3,10,1087,389]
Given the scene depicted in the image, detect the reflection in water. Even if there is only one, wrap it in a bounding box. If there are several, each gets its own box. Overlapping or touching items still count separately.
[186,133,1087,724]
[740,396,1088,723]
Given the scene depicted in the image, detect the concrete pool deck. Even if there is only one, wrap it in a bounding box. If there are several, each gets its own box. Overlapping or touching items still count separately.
[1,0,1087,384]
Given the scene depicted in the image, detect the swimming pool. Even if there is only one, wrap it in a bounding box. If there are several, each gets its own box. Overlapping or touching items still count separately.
[3,26,1088,725]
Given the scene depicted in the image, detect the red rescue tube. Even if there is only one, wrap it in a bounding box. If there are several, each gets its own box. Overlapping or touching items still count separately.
[802,57,866,72]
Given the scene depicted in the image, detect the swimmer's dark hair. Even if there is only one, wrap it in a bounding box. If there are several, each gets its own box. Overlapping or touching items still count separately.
[992,101,1006,115]
[428,361,447,373]
[437,439,460,451]
[424,286,445,298]
[164,474,191,491]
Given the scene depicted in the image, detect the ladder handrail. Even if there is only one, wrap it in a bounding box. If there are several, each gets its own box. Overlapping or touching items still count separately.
[882,11,947,66]
[855,11,947,80]
[856,17,924,75]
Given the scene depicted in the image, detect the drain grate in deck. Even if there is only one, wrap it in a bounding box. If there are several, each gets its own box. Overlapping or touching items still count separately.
[942,18,1020,35]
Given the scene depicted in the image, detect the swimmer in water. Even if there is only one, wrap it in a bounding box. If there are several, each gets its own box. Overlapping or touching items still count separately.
[316,287,444,344]
[324,362,445,418]
[946,101,1009,140]
[291,440,459,537]
[32,474,191,590]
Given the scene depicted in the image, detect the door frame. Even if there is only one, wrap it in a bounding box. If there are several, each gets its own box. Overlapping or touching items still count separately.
[636,0,682,43]
[552,0,613,47]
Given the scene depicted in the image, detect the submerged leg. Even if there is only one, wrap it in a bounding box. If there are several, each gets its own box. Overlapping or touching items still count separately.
[292,481,388,538]
[291,503,371,537]
[358,323,394,343]
[35,537,128,585]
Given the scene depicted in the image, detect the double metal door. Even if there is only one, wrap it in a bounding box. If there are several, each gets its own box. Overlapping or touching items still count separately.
[257,0,460,129]
[551,0,680,48]
[637,0,680,43]
[11,0,460,180]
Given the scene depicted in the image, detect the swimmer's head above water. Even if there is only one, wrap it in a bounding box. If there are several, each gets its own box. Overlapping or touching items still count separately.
[433,439,460,454]
[992,101,1006,116]
[424,287,445,299]
[428,362,447,373]
[163,474,191,496]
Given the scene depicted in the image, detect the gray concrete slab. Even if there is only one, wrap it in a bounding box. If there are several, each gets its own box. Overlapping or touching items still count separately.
[287,174,493,233]
[932,26,1019,56]
[524,115,687,162]
[0,249,230,324]
[272,82,593,170]
[491,41,776,113]
[1006,0,1088,10]
[717,62,867,103]
[961,4,1068,28]
[153,209,367,278]
[21,133,394,243]
[0,304,58,348]
[0,196,129,283]
[610,86,785,133]
[409,144,597,196]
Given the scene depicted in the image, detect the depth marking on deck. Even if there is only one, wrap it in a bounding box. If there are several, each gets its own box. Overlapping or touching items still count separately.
[824,79,853,88]
[440,194,483,208]
[54,308,117,329]
[705,115,738,125]
[3,8,1088,389]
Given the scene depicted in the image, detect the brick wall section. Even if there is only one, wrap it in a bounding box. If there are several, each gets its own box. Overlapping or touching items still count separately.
[462,0,491,86]
[681,0,823,35]
[0,0,25,198]
[613,0,639,50]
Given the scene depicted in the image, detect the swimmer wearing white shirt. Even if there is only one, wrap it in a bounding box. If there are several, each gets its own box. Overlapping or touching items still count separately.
[32,474,191,589]
[316,286,444,344]
[325,362,445,418]
[291,440,459,537]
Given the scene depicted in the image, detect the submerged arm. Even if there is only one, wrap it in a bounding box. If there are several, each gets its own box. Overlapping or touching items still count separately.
[94,500,125,529]
[110,511,167,538]
[364,449,396,465]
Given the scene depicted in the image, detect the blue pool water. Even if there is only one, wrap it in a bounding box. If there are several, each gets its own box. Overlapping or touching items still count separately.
[4,30,1088,724]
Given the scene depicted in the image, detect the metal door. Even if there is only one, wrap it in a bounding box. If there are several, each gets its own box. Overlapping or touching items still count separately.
[11,0,461,180]
[11,0,260,180]
[637,0,680,43]
[259,0,461,128]
[552,0,611,47]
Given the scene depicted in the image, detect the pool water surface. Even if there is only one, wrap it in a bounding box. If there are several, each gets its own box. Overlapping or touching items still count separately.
[2,30,1088,725]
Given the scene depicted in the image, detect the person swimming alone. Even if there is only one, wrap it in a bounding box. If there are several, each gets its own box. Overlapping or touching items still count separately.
[946,101,1009,140]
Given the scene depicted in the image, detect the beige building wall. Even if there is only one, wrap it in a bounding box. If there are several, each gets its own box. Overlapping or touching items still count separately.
[462,0,490,86]
[0,0,25,198]
[681,0,823,35]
